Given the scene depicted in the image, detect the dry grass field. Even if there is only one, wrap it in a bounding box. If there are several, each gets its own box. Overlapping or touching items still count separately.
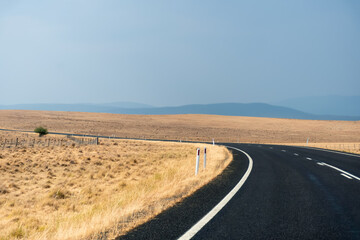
[0,110,359,144]
[0,137,231,240]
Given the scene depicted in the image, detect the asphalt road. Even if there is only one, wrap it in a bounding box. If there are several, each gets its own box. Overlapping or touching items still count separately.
[117,143,360,240]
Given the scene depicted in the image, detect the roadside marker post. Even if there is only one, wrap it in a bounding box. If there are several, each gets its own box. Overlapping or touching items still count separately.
[195,148,200,176]
[306,137,309,146]
[204,147,207,170]
[212,139,215,145]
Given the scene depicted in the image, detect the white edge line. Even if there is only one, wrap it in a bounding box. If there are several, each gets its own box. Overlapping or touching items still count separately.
[320,162,360,181]
[341,173,353,180]
[178,146,253,240]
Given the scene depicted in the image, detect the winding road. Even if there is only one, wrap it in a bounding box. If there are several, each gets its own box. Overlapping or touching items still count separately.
[118,143,360,240]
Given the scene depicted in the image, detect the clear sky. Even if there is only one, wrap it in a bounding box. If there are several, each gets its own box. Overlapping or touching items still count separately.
[1,0,359,106]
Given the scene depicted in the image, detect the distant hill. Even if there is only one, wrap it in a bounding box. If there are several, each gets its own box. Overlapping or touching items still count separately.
[112,103,313,118]
[0,102,359,120]
[275,95,360,117]
[108,103,359,120]
[99,102,153,109]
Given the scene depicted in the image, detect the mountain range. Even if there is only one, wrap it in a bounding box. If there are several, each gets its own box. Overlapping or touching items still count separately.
[275,95,360,117]
[0,97,359,121]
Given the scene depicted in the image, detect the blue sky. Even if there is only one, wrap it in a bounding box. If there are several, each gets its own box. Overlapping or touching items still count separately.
[1,0,359,106]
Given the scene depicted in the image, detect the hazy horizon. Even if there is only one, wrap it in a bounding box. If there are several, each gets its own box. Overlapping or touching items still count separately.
[1,94,360,108]
[1,1,359,106]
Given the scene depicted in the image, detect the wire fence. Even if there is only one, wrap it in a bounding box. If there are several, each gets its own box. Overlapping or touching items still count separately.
[313,143,360,154]
[0,135,98,149]
[294,143,360,154]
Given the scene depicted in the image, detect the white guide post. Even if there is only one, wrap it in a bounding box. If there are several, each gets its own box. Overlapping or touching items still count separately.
[195,148,200,176]
[212,139,215,145]
[306,137,309,146]
[204,147,207,170]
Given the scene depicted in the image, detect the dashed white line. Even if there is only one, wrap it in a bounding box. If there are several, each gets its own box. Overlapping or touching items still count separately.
[318,162,360,181]
[178,146,253,240]
[294,153,299,156]
[341,173,353,180]
[306,157,312,160]
[281,150,286,152]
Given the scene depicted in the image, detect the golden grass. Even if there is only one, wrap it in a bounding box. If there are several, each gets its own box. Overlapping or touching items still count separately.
[0,110,359,143]
[0,138,231,240]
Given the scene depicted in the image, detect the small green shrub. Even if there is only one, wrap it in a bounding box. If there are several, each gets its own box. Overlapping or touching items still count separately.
[34,127,48,137]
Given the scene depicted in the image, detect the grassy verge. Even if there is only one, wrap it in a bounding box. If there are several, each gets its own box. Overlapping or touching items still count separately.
[0,138,231,240]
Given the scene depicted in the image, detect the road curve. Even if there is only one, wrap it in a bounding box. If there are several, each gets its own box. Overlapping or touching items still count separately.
[118,144,360,240]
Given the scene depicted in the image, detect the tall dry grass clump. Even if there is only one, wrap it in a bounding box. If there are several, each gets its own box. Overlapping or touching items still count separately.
[0,138,231,240]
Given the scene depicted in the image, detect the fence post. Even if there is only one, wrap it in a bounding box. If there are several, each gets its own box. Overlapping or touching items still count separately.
[204,147,207,170]
[96,137,99,145]
[15,138,18,147]
[195,148,200,176]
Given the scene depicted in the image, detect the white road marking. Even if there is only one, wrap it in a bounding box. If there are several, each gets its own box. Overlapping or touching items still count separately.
[318,162,360,181]
[341,173,353,180]
[178,146,253,240]
[294,153,299,156]
[281,150,286,152]
[317,162,325,166]
[306,157,312,160]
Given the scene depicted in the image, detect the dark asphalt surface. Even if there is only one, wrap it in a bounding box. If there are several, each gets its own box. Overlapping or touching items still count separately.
[118,143,360,240]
